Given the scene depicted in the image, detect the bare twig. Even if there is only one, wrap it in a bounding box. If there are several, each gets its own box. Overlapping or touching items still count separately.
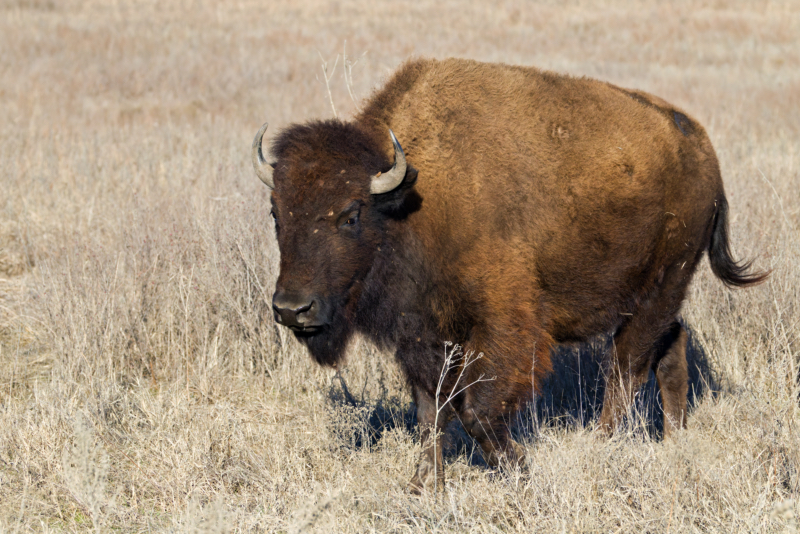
[317,51,339,118]
[433,342,494,493]
[343,41,367,110]
[757,167,795,233]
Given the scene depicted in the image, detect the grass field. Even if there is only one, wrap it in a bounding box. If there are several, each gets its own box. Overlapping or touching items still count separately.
[1,0,799,531]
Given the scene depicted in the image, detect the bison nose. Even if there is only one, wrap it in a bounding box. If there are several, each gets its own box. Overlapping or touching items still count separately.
[272,292,318,329]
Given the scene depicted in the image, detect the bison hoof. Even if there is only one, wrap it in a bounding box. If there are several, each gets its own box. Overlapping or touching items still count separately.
[485,439,528,470]
[407,460,444,494]
[509,439,528,467]
[595,416,619,438]
[406,476,425,495]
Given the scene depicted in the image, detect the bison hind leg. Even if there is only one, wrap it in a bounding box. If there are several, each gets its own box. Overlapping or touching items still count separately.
[597,251,698,437]
[599,315,690,437]
[654,322,689,436]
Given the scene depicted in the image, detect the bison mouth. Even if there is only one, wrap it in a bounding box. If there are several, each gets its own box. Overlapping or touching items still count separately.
[288,324,324,335]
[291,315,351,368]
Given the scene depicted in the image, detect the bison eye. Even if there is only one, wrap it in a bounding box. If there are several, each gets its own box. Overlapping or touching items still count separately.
[341,210,360,229]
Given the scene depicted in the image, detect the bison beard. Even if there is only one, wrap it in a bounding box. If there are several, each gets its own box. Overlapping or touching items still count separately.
[298,318,349,368]
[298,291,359,368]
[253,57,768,493]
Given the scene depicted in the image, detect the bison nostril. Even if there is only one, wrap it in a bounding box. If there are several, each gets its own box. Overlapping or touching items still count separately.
[272,293,318,328]
[295,301,313,316]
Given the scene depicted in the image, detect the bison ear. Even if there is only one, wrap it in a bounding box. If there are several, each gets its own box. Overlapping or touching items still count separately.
[372,165,420,218]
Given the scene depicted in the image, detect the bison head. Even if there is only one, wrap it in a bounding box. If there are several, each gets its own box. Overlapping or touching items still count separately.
[252,120,417,367]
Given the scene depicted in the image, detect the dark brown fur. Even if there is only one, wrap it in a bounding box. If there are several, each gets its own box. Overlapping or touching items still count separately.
[263,58,767,491]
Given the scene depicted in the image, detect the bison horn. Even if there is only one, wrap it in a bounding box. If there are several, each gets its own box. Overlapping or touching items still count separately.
[252,122,275,189]
[370,129,407,195]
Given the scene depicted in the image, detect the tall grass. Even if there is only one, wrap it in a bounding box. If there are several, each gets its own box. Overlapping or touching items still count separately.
[1,0,798,531]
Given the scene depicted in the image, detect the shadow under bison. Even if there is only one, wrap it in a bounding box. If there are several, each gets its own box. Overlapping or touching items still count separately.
[327,321,718,467]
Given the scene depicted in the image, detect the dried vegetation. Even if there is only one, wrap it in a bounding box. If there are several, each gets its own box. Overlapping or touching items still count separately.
[0,0,799,531]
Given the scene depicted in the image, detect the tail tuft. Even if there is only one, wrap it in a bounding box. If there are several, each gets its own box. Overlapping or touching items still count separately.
[709,196,770,287]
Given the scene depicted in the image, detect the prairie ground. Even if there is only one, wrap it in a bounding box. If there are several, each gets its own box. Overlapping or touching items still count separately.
[1,0,799,532]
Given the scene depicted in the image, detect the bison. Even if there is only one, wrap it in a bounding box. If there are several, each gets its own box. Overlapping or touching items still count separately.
[252,58,767,492]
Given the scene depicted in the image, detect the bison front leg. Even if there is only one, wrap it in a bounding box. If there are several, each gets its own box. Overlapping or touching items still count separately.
[408,385,452,494]
[460,388,527,470]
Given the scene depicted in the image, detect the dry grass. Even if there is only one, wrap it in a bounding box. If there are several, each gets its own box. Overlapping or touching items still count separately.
[1,0,799,531]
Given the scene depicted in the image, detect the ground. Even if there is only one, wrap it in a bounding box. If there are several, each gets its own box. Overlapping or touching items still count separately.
[0,0,798,532]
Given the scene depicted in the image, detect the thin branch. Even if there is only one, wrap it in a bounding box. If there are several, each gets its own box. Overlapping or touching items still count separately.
[317,50,339,118]
[432,342,494,493]
[343,41,367,110]
[757,167,796,234]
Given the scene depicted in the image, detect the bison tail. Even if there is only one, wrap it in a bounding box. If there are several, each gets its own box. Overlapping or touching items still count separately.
[708,196,770,287]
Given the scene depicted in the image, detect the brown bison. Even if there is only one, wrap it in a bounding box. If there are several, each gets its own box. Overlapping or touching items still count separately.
[252,58,766,492]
